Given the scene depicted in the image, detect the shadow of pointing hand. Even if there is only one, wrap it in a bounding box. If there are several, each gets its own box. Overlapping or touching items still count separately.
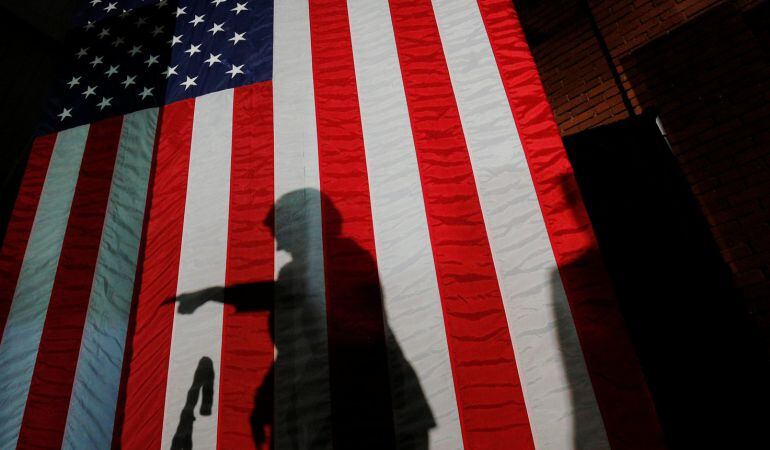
[164,287,225,315]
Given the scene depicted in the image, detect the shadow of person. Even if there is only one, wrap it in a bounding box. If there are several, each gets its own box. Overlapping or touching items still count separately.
[171,188,434,450]
[170,357,215,450]
[549,173,666,449]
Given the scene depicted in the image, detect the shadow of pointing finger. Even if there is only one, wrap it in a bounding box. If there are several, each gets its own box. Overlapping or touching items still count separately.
[171,357,215,450]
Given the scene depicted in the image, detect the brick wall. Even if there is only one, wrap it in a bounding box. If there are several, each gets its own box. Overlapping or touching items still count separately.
[514,0,770,346]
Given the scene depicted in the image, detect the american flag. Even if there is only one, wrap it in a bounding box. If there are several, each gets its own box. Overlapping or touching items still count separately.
[0,0,664,449]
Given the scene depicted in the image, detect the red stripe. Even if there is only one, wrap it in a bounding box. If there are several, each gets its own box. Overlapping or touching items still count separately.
[17,116,124,449]
[218,82,275,450]
[473,1,665,448]
[0,134,57,342]
[111,100,194,449]
[387,1,534,448]
[309,1,395,448]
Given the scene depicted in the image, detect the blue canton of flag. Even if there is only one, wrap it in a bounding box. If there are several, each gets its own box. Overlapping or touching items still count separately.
[38,0,273,135]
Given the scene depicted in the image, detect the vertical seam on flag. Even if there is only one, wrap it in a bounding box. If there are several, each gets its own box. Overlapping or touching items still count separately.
[273,1,334,447]
[111,105,165,450]
[309,0,396,448]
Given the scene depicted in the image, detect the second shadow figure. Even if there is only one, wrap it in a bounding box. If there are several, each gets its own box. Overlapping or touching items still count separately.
[173,188,434,450]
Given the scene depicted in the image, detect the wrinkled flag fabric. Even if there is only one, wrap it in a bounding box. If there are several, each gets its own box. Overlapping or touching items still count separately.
[0,0,664,449]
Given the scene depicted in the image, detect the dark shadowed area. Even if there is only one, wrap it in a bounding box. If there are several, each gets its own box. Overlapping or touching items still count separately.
[0,1,79,246]
[560,114,770,448]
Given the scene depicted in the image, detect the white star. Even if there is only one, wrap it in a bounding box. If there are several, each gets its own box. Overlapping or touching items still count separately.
[181,76,198,90]
[231,2,248,14]
[175,6,187,17]
[184,43,201,56]
[164,65,178,78]
[170,35,183,46]
[226,64,244,78]
[97,96,112,110]
[75,47,88,58]
[189,14,205,26]
[97,28,110,39]
[156,0,167,8]
[84,21,95,30]
[151,25,164,36]
[119,9,130,18]
[145,55,159,67]
[112,36,125,47]
[204,53,222,67]
[228,32,245,45]
[82,85,97,98]
[90,0,101,6]
[128,45,142,56]
[66,76,81,88]
[211,0,226,6]
[104,2,117,12]
[138,87,154,99]
[89,55,103,67]
[135,16,147,27]
[58,108,72,121]
[105,65,119,77]
[121,75,136,88]
[208,22,224,35]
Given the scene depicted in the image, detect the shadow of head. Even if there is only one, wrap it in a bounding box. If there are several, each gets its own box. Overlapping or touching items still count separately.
[265,188,340,256]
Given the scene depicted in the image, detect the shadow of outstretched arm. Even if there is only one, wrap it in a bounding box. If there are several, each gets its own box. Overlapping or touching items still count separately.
[165,281,274,315]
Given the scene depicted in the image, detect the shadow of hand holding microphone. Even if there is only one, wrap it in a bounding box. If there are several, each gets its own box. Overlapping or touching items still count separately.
[170,356,215,450]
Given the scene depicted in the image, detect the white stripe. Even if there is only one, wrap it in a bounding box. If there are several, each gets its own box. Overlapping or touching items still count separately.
[273,1,333,448]
[430,0,609,448]
[0,125,89,450]
[346,1,463,448]
[63,108,158,450]
[161,90,233,450]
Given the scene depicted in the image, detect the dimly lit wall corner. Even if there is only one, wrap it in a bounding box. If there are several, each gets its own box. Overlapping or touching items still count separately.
[0,1,79,246]
[513,0,770,343]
